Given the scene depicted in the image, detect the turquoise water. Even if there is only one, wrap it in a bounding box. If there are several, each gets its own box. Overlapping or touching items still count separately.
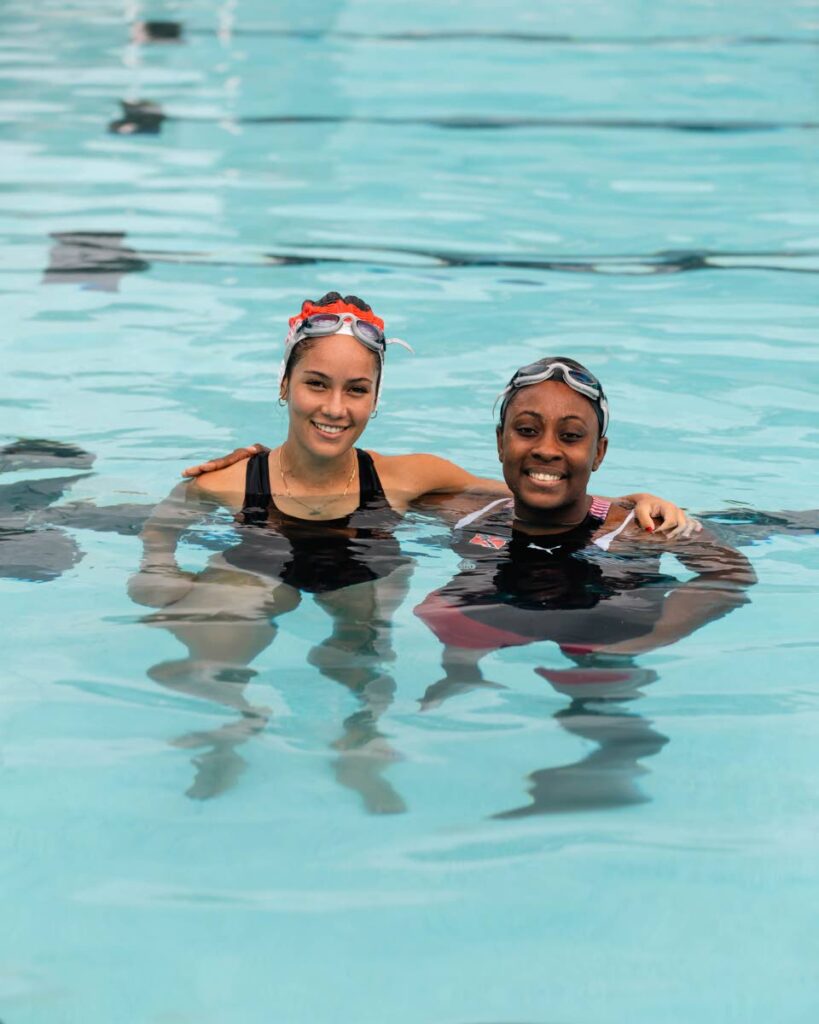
[2,1,819,1021]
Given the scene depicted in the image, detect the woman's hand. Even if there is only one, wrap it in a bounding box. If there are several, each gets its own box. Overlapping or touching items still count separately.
[182,443,269,478]
[624,493,702,539]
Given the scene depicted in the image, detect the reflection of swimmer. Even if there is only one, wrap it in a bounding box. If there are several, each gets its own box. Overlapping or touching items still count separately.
[495,697,670,818]
[133,295,690,808]
[493,661,667,818]
[414,357,757,713]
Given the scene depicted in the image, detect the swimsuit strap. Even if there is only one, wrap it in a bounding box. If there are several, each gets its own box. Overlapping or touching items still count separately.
[241,451,272,523]
[594,509,636,551]
[589,496,611,522]
[454,497,513,531]
[356,448,386,505]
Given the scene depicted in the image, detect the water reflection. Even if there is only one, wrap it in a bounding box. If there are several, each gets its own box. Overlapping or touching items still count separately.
[0,439,92,582]
[43,232,149,290]
[496,664,668,818]
[3,441,815,816]
[130,484,411,811]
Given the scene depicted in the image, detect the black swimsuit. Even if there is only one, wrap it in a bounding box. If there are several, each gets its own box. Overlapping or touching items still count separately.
[222,450,407,593]
[415,499,676,653]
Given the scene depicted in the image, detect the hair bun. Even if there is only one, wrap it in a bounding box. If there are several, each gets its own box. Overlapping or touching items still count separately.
[308,291,372,314]
[342,294,372,312]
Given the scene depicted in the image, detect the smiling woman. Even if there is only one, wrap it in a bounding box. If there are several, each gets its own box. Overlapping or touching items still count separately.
[496,356,610,524]
[413,356,756,712]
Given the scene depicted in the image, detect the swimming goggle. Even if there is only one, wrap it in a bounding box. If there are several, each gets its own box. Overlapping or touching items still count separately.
[279,300,410,409]
[498,359,609,435]
[292,312,387,351]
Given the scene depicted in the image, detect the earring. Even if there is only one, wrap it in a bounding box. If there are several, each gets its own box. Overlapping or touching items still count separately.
[277,397,287,407]
[371,409,379,419]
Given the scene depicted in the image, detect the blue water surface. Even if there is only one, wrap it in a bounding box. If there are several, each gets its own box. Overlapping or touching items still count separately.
[1,1,818,1022]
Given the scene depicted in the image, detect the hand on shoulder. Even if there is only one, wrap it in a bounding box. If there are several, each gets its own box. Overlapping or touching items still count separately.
[188,456,250,508]
[181,443,268,479]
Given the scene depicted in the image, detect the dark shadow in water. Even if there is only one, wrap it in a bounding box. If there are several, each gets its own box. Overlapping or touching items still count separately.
[162,23,819,47]
[701,507,819,543]
[132,21,183,43]
[0,439,93,582]
[0,439,95,473]
[495,682,669,819]
[106,100,819,136]
[54,226,819,278]
[420,650,669,818]
[0,438,153,582]
[108,101,167,136]
[44,232,150,291]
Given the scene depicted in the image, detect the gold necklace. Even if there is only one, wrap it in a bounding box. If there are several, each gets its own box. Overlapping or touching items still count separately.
[277,448,357,517]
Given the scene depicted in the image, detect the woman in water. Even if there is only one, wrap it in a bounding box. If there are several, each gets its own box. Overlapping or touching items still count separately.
[129,293,696,809]
[412,356,757,712]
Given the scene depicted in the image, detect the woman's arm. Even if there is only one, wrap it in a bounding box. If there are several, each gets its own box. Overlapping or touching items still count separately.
[126,482,214,609]
[596,528,756,655]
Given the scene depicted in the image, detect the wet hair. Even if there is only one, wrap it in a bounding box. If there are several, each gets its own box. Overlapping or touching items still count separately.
[282,291,381,385]
[497,355,607,437]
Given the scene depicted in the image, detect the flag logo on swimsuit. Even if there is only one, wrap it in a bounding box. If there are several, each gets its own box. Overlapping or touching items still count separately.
[468,533,507,550]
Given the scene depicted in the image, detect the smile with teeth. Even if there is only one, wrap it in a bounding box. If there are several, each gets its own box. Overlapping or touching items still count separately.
[312,420,348,436]
[526,469,564,483]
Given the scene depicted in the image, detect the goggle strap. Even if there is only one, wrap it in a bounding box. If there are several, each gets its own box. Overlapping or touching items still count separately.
[496,367,608,435]
[385,337,413,353]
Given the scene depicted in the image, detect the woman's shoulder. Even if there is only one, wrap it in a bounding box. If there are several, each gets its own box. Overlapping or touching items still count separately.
[189,456,252,508]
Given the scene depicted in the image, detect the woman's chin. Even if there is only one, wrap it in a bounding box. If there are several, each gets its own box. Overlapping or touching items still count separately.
[514,487,585,522]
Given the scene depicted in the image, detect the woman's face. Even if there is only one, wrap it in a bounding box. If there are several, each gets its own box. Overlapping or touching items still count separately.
[496,380,608,520]
[282,334,379,460]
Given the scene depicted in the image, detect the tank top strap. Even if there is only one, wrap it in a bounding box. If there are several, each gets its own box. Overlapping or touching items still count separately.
[242,451,272,523]
[593,509,636,551]
[356,449,385,504]
[454,497,513,531]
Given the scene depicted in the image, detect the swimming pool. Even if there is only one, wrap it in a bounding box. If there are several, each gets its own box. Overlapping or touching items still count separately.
[2,1,818,1021]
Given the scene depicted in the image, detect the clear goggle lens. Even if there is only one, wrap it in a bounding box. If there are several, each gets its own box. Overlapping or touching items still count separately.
[514,362,601,395]
[298,313,385,348]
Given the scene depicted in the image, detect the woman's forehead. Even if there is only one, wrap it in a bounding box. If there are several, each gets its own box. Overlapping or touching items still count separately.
[297,335,377,373]
[505,379,597,422]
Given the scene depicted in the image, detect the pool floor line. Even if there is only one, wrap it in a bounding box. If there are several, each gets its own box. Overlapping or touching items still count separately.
[40,232,819,281]
[133,21,819,47]
[109,102,819,135]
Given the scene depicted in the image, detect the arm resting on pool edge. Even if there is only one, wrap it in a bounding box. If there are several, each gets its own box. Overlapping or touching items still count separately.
[591,530,757,656]
[127,482,213,609]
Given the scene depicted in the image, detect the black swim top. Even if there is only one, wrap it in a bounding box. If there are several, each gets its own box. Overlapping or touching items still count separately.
[240,447,387,524]
[222,450,408,593]
[415,497,676,652]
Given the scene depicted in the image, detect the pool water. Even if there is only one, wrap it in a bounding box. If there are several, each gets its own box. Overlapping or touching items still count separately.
[2,1,818,1021]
